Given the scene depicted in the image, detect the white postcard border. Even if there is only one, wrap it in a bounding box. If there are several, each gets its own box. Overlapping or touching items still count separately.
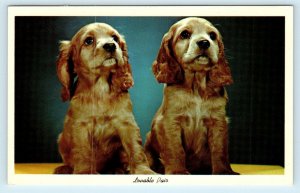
[7,5,293,186]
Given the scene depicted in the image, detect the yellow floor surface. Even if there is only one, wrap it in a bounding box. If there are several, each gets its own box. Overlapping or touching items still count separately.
[14,163,284,175]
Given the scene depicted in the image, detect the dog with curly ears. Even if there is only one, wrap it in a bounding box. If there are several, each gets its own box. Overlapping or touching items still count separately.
[145,17,238,175]
[55,23,154,174]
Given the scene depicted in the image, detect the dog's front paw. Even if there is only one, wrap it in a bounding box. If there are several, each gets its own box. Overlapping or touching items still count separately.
[165,169,190,175]
[73,170,99,174]
[173,170,190,175]
[213,169,240,175]
[54,165,73,174]
[134,165,157,174]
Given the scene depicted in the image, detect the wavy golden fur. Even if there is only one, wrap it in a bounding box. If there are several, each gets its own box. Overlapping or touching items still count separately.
[54,23,154,174]
[145,17,238,174]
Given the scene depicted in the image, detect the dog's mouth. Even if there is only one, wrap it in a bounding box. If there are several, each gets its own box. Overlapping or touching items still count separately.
[195,54,210,65]
[102,58,117,67]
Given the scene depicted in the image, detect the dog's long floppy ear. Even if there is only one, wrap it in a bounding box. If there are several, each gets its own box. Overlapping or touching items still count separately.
[56,41,76,101]
[119,36,130,69]
[209,37,233,87]
[111,37,134,91]
[152,30,183,84]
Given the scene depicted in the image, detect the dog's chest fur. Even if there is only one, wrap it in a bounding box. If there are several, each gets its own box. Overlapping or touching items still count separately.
[164,81,227,155]
[64,77,133,154]
[175,89,209,146]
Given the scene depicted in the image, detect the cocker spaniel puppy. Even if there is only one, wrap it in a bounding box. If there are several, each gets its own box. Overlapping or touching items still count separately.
[54,23,154,174]
[145,17,238,175]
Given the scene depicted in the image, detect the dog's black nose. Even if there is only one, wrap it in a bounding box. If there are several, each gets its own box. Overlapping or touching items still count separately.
[197,40,210,50]
[103,43,116,52]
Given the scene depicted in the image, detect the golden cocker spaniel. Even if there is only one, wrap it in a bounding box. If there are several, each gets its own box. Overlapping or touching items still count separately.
[54,23,154,174]
[145,17,238,175]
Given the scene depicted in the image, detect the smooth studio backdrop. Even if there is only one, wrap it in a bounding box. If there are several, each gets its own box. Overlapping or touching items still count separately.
[14,16,284,166]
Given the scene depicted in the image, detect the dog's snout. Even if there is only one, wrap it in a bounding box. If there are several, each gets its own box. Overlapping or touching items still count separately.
[103,43,116,53]
[197,40,210,50]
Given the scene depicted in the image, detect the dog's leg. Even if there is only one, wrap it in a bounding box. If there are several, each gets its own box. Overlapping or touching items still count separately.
[118,123,156,174]
[71,146,99,174]
[54,133,74,174]
[71,131,100,174]
[154,120,190,174]
[205,117,239,175]
[144,132,165,174]
[144,132,156,169]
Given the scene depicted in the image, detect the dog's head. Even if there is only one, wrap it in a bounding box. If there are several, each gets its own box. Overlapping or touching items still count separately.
[56,23,130,101]
[153,17,233,86]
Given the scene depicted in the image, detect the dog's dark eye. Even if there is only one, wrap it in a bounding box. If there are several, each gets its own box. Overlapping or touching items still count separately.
[84,37,94,46]
[112,35,119,43]
[209,32,217,40]
[180,30,191,39]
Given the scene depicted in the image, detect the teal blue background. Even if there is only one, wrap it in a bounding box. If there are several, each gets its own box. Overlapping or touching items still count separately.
[15,16,284,166]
